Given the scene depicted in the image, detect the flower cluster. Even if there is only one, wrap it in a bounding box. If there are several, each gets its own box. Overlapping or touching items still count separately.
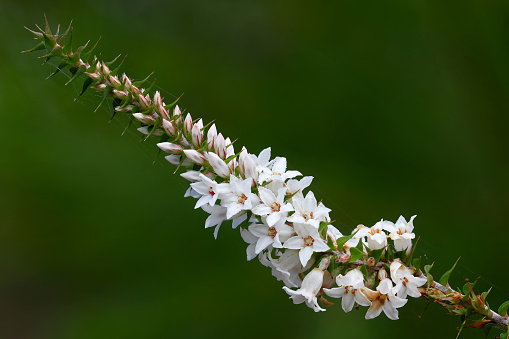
[25,21,509,336]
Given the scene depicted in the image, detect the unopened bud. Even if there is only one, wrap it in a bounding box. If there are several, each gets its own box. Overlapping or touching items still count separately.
[162,119,178,138]
[183,149,207,166]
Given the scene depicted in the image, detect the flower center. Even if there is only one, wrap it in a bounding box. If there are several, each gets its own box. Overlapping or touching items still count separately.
[268,227,277,238]
[238,194,248,204]
[302,211,314,221]
[270,202,281,212]
[209,187,215,196]
[303,235,315,246]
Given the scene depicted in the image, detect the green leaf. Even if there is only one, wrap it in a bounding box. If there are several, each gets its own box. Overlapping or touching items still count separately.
[62,28,73,55]
[45,59,69,79]
[424,263,433,275]
[498,300,509,316]
[348,247,365,263]
[370,248,384,262]
[360,264,368,279]
[500,332,508,339]
[439,257,460,286]
[22,41,46,53]
[412,257,421,273]
[74,77,94,100]
[82,37,101,64]
[336,232,357,249]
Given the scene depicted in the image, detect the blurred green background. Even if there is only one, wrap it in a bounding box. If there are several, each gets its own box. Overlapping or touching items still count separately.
[0,0,508,338]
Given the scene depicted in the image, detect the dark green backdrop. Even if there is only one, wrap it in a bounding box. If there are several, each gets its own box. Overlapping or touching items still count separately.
[1,1,508,338]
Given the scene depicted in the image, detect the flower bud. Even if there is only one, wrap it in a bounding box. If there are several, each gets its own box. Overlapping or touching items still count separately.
[378,268,388,281]
[173,105,183,126]
[153,91,163,107]
[180,170,202,182]
[115,105,135,113]
[159,105,171,121]
[239,148,258,182]
[109,75,121,88]
[206,124,217,152]
[207,152,231,178]
[157,142,183,154]
[183,113,193,137]
[183,149,207,166]
[138,93,152,111]
[215,133,226,159]
[113,89,129,101]
[101,62,111,76]
[133,112,157,125]
[162,119,178,138]
[191,119,204,149]
[137,126,163,137]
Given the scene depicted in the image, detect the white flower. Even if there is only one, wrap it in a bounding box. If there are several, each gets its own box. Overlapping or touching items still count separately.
[201,204,228,239]
[207,152,231,178]
[384,215,416,252]
[190,174,230,208]
[251,187,294,226]
[323,268,371,312]
[365,221,388,250]
[221,175,260,219]
[240,228,258,261]
[258,157,301,184]
[266,249,304,288]
[283,223,329,266]
[390,261,426,299]
[284,176,314,200]
[283,268,325,312]
[361,278,408,320]
[287,191,331,228]
[248,218,294,254]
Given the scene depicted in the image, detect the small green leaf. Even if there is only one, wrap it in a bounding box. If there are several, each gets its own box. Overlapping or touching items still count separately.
[75,77,94,100]
[46,59,69,79]
[360,264,368,279]
[424,263,433,275]
[412,257,421,273]
[498,300,509,316]
[22,41,46,53]
[62,28,73,55]
[82,37,101,64]
[371,248,384,262]
[439,257,460,286]
[348,247,365,263]
[336,232,357,249]
[426,273,433,288]
[500,332,508,339]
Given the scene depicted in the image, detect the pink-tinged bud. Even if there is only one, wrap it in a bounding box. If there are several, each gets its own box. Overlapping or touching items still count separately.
[137,126,164,137]
[215,133,226,159]
[378,268,388,280]
[191,119,204,148]
[109,75,121,88]
[339,253,350,263]
[92,83,108,91]
[225,137,235,158]
[173,105,181,117]
[131,85,141,98]
[228,157,238,174]
[153,91,163,107]
[122,73,132,88]
[180,170,202,182]
[165,154,181,165]
[87,71,101,81]
[183,113,193,137]
[162,119,178,138]
[113,89,129,101]
[133,112,158,125]
[157,142,183,154]
[115,105,135,113]
[367,257,376,266]
[101,62,111,76]
[159,105,171,121]
[207,152,231,178]
[138,94,152,111]
[239,148,258,181]
[207,124,217,152]
[173,105,183,126]
[183,149,207,166]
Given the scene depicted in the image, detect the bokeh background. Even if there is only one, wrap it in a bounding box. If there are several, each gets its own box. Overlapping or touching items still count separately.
[1,1,508,338]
